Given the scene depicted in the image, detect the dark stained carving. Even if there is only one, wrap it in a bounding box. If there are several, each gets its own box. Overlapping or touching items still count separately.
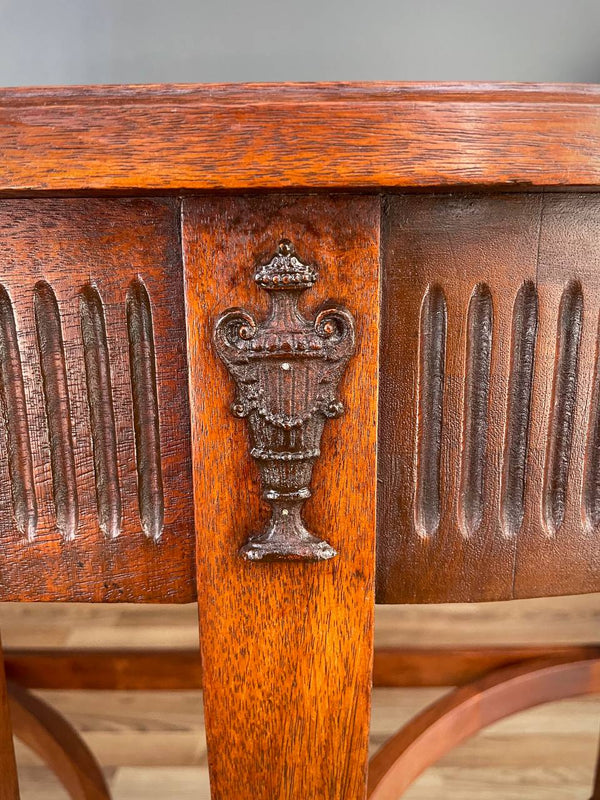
[80,285,121,539]
[0,285,37,540]
[414,284,446,538]
[213,240,355,562]
[459,283,493,537]
[126,278,164,542]
[501,281,538,537]
[543,280,583,534]
[34,281,78,540]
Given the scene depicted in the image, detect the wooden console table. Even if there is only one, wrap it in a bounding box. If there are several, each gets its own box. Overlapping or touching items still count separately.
[1,82,600,799]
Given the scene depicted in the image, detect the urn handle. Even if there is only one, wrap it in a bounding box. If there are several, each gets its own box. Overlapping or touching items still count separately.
[213,240,355,562]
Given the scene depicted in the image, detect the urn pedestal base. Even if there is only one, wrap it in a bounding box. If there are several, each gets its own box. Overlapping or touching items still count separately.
[239,501,337,562]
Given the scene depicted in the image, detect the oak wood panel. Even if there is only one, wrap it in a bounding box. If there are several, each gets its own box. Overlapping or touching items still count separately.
[377,193,542,603]
[514,194,600,598]
[0,199,194,602]
[183,195,379,799]
[378,192,600,604]
[1,84,600,193]
[6,645,600,691]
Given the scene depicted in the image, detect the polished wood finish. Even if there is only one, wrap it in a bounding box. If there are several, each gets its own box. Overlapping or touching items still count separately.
[8,682,110,799]
[4,649,203,692]
[8,644,600,691]
[183,194,379,799]
[0,638,19,800]
[378,192,600,603]
[370,644,600,688]
[1,81,600,798]
[3,597,600,798]
[368,657,600,799]
[0,199,194,602]
[1,84,600,193]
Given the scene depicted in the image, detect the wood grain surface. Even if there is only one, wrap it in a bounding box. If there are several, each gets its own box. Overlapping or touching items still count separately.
[6,644,600,692]
[368,657,600,799]
[1,83,600,193]
[0,199,194,602]
[3,597,600,799]
[183,195,379,799]
[377,192,600,603]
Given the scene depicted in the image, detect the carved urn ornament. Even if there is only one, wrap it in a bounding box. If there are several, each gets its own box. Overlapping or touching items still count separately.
[213,240,355,561]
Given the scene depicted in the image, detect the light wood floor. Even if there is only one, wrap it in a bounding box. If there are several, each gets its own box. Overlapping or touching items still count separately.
[2,594,600,798]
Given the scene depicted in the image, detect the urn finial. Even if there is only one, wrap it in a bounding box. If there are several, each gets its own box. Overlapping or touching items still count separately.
[213,241,355,562]
[253,239,317,291]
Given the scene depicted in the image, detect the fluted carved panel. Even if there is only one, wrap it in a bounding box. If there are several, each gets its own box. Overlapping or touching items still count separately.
[0,199,194,602]
[0,285,37,541]
[542,280,583,534]
[80,284,121,540]
[415,285,447,537]
[34,280,79,541]
[126,279,164,542]
[500,281,538,538]
[378,192,600,603]
[459,283,493,538]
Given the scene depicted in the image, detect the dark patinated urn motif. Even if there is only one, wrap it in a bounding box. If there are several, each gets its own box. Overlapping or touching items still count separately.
[213,240,355,561]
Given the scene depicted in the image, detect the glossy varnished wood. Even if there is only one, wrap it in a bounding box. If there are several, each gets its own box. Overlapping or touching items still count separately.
[1,84,600,193]
[183,194,379,799]
[6,644,600,691]
[0,199,194,602]
[368,657,600,799]
[1,80,600,799]
[377,192,600,603]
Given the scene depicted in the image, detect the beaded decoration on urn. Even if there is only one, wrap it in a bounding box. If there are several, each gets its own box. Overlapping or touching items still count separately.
[213,240,355,561]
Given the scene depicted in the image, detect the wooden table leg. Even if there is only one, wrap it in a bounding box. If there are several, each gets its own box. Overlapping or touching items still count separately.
[183,195,380,799]
[0,636,19,800]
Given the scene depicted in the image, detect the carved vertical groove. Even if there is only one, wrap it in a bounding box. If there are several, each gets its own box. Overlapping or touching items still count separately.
[501,281,538,537]
[414,284,446,537]
[126,278,163,541]
[0,285,37,539]
[80,285,121,538]
[543,280,583,534]
[459,283,493,537]
[584,313,600,531]
[34,281,78,540]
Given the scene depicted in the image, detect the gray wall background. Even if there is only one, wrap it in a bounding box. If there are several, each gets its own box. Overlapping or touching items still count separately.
[1,0,599,87]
